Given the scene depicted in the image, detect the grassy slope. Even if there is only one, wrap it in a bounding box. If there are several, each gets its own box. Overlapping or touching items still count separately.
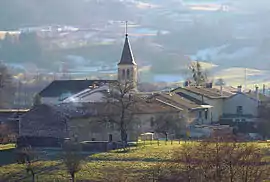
[0,144,15,151]
[0,142,269,181]
[0,143,180,181]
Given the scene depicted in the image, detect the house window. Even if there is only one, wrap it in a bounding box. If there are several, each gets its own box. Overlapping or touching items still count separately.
[150,117,155,127]
[127,69,130,80]
[204,110,208,120]
[122,69,125,79]
[236,106,243,115]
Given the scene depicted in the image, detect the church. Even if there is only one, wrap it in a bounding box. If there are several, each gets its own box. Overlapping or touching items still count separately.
[19,33,183,143]
[38,32,138,104]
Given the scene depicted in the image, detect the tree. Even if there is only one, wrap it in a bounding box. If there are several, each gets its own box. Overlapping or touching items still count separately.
[0,63,15,108]
[102,81,137,148]
[153,115,183,141]
[18,32,42,63]
[16,146,36,182]
[257,120,270,139]
[157,135,270,182]
[189,61,208,86]
[62,140,84,182]
[33,94,41,106]
[0,124,12,143]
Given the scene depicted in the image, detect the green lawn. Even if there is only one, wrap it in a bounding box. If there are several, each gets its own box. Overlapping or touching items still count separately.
[0,141,269,182]
[0,144,15,150]
[0,143,182,182]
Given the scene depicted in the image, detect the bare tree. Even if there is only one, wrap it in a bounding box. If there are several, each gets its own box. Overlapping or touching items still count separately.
[189,61,208,86]
[0,124,12,143]
[153,115,182,141]
[257,120,270,140]
[160,135,270,182]
[62,140,84,182]
[33,94,41,106]
[16,146,36,182]
[0,63,14,108]
[102,81,137,148]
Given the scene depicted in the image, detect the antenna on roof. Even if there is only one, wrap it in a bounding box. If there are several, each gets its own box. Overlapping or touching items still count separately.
[244,68,247,92]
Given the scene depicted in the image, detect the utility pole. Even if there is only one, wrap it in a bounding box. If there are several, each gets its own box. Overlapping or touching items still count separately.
[244,68,247,92]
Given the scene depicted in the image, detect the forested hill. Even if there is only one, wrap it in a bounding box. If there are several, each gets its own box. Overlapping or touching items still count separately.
[0,0,134,29]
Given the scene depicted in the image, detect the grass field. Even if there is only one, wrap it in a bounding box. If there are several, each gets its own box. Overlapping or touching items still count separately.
[0,142,182,181]
[0,141,269,182]
[0,144,15,151]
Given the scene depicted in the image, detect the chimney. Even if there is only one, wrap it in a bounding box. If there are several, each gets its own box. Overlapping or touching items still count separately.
[220,85,223,96]
[237,85,242,93]
[210,82,213,88]
[263,84,266,95]
[184,80,189,87]
[255,86,259,102]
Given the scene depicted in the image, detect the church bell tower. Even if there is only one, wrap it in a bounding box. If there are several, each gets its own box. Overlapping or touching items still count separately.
[117,22,138,90]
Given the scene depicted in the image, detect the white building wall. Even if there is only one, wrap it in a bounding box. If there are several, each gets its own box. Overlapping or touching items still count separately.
[174,89,223,122]
[223,94,258,116]
[41,97,60,105]
[72,92,105,103]
[63,85,109,103]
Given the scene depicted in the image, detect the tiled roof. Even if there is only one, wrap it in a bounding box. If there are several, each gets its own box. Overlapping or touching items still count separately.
[20,98,181,134]
[118,35,136,65]
[39,80,116,98]
[175,92,208,105]
[0,110,28,123]
[151,93,205,110]
[20,104,70,138]
[243,92,270,102]
[20,99,180,138]
[173,86,234,99]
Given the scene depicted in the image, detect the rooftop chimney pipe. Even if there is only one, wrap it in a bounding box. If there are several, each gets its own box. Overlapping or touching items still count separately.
[255,86,259,102]
[237,85,242,93]
[263,84,266,95]
[220,85,223,96]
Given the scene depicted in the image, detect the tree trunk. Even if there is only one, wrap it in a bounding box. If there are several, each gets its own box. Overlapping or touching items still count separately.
[121,128,127,149]
[31,171,35,182]
[71,173,75,182]
[165,133,168,141]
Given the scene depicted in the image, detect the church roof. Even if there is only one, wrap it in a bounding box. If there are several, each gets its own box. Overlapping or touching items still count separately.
[39,80,116,98]
[118,35,136,65]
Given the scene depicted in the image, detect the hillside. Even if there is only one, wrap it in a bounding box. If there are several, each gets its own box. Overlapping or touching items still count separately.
[0,0,134,29]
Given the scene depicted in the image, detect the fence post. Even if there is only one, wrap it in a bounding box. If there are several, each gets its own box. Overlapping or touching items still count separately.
[171,139,173,145]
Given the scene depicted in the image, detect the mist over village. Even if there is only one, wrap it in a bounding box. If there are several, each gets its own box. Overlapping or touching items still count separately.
[1,0,270,181]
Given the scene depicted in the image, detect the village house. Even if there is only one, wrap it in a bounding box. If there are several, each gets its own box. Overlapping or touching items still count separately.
[171,85,235,123]
[147,92,213,125]
[172,84,270,133]
[19,98,182,142]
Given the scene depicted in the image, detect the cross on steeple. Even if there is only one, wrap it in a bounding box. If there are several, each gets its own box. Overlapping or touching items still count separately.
[125,21,128,37]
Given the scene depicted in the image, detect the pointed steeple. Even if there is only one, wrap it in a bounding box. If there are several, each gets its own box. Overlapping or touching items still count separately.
[118,22,136,65]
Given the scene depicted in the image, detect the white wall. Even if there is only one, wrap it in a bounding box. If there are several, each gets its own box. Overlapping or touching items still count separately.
[174,89,223,122]
[223,94,258,116]
[41,97,60,105]
[63,85,109,103]
[73,92,105,103]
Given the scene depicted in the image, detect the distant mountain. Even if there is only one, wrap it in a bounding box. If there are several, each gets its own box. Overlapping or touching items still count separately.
[0,0,134,29]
